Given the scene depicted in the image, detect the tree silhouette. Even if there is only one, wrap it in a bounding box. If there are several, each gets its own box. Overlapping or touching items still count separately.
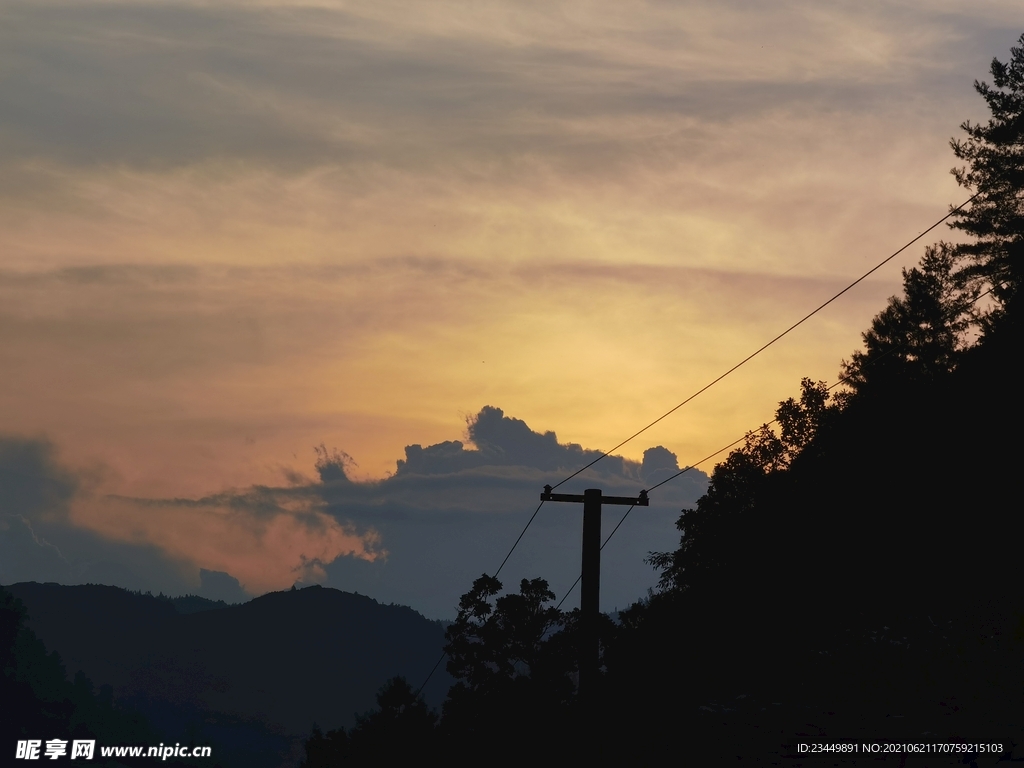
[299,677,437,767]
[350,677,437,757]
[841,244,978,393]
[648,377,840,595]
[444,576,563,689]
[0,587,165,762]
[441,576,577,756]
[300,724,349,768]
[949,32,1024,326]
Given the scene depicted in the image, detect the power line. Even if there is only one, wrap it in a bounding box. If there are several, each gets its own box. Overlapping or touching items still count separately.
[493,500,546,579]
[414,652,448,700]
[416,226,995,698]
[552,286,999,610]
[554,448,739,611]
[548,192,981,491]
[414,499,546,696]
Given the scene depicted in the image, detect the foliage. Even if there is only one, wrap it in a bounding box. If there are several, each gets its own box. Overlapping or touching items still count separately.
[351,676,437,754]
[441,575,578,751]
[300,677,437,767]
[949,32,1024,326]
[0,587,171,766]
[291,36,1024,762]
[841,244,978,393]
[444,575,565,690]
[299,577,580,765]
[648,378,839,594]
[300,725,349,768]
[291,38,1024,764]
[623,47,1024,738]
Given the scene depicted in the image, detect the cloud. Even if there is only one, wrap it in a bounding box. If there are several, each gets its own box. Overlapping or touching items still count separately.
[0,435,77,520]
[71,492,383,596]
[292,406,710,617]
[640,445,681,486]
[199,568,249,604]
[2,1,1019,615]
[3,3,1019,492]
[0,407,708,618]
[0,437,77,583]
[0,433,383,597]
[0,255,904,496]
[1,0,1016,184]
[0,436,197,591]
[0,514,75,585]
[395,405,625,476]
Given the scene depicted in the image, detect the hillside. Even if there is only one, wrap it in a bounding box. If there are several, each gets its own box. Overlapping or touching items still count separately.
[6,582,452,765]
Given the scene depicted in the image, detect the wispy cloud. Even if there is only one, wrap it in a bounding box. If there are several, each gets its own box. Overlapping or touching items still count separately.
[1,1,1019,613]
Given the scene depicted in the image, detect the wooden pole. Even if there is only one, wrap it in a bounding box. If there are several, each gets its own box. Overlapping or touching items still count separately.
[580,488,602,699]
[539,485,648,705]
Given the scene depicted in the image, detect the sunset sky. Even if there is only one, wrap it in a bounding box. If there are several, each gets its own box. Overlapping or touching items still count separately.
[1,1,1019,617]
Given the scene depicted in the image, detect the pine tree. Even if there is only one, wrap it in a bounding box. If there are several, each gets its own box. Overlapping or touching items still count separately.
[948,33,1024,327]
[841,244,977,393]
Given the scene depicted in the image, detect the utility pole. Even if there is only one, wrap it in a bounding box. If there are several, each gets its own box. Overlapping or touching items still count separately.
[540,485,648,701]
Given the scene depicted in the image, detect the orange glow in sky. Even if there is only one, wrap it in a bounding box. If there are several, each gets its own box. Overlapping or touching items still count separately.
[1,1,1018,606]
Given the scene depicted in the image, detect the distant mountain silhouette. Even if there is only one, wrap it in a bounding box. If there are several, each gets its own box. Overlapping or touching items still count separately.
[6,582,452,765]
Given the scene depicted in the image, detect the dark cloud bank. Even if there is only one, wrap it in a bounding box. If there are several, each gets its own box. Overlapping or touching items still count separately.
[1,406,707,618]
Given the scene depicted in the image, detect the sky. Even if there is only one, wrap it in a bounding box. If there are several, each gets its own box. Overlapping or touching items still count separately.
[1,1,1020,618]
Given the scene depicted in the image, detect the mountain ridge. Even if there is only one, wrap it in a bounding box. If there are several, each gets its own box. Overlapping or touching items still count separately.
[4,580,453,763]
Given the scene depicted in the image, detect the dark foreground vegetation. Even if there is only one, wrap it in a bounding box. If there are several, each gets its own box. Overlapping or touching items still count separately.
[1,587,190,767]
[2,583,451,767]
[299,35,1024,766]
